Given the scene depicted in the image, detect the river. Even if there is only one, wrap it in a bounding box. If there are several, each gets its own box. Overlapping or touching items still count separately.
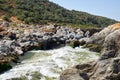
[0,46,99,80]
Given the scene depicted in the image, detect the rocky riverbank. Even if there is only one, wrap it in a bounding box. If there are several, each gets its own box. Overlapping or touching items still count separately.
[0,21,101,73]
[60,23,120,80]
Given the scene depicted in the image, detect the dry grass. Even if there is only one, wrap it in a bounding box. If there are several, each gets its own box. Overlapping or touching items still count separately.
[42,28,56,33]
[108,23,120,30]
[0,26,5,31]
[10,16,22,24]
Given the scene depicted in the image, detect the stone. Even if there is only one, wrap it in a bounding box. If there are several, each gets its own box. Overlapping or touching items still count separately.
[1,22,9,27]
[70,40,80,48]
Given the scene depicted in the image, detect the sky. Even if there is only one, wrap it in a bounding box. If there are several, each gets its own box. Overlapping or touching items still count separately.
[49,0,120,21]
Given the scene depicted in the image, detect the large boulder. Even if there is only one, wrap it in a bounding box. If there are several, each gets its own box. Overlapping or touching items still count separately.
[0,40,23,55]
[87,23,120,45]
[83,23,120,52]
[60,23,120,80]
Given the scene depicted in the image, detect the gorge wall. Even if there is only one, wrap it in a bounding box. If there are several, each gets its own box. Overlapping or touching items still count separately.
[60,23,120,80]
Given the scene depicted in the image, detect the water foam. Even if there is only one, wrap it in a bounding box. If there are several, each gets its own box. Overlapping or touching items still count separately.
[0,46,99,80]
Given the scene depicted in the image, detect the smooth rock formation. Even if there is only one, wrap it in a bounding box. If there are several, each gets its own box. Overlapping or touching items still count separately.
[60,23,120,80]
[87,23,120,45]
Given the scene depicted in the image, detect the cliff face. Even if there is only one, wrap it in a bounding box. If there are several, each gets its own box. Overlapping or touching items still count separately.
[60,23,120,80]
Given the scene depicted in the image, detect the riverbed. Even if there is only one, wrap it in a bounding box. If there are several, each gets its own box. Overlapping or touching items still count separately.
[0,46,99,80]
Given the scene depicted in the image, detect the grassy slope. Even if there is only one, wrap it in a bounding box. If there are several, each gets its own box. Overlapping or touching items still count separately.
[0,0,118,28]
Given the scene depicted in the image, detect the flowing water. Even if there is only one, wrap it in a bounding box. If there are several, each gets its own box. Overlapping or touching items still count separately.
[0,46,99,80]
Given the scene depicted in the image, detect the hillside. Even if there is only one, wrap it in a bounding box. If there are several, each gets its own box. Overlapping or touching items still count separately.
[0,0,118,28]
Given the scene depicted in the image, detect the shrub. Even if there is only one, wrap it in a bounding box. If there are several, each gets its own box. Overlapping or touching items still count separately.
[2,15,11,22]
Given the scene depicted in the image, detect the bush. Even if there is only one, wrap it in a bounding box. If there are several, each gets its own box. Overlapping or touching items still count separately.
[2,15,11,22]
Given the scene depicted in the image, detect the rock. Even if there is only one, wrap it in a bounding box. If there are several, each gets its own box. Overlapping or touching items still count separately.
[87,23,120,45]
[0,40,22,55]
[84,23,120,51]
[81,28,102,37]
[1,22,9,27]
[100,28,120,60]
[7,32,17,40]
[60,68,84,80]
[60,23,120,80]
[0,26,5,32]
[70,40,80,48]
[60,62,94,80]
[79,38,89,46]
[85,31,90,37]
[82,44,102,52]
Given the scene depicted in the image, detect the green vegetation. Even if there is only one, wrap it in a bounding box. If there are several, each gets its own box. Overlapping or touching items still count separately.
[2,15,11,22]
[0,0,118,28]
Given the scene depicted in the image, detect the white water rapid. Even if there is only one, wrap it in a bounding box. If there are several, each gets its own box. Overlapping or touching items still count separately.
[0,46,99,80]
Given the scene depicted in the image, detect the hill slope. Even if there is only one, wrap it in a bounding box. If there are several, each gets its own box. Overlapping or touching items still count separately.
[0,0,118,28]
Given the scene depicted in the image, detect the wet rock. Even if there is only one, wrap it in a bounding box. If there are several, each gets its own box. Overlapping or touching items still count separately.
[70,40,80,48]
[82,44,102,52]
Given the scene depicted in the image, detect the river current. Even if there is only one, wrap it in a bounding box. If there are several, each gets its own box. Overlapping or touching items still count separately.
[0,46,99,80]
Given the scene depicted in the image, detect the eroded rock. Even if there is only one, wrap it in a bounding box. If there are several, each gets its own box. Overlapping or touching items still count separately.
[60,23,120,80]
